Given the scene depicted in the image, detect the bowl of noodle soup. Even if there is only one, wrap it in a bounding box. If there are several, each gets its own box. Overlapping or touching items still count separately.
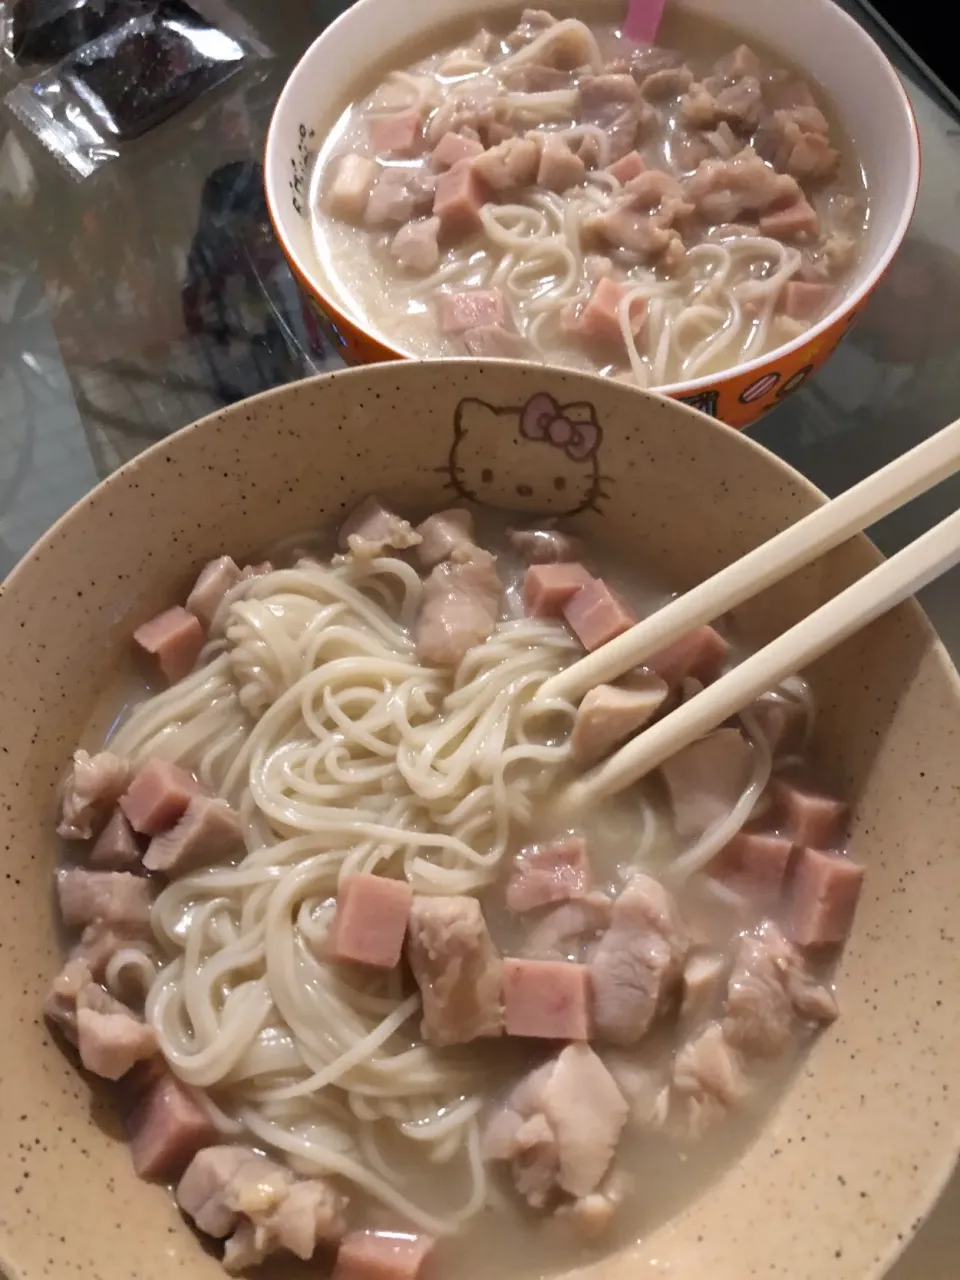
[1,360,959,1280]
[265,0,919,427]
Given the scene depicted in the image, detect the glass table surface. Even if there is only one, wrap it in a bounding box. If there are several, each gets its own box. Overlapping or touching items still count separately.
[0,2,956,1273]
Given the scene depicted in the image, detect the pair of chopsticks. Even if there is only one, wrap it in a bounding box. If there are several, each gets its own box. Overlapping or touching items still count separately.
[535,418,960,811]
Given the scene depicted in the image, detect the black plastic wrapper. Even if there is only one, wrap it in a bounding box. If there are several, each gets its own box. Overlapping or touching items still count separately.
[3,0,271,175]
[3,1,150,65]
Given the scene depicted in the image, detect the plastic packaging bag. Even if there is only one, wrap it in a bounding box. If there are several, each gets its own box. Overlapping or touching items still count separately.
[4,0,270,176]
[2,1,149,66]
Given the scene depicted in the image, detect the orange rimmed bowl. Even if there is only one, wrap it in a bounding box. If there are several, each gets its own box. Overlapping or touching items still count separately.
[265,0,920,428]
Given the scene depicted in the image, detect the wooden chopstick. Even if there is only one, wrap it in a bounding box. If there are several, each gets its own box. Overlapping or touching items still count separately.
[535,417,960,708]
[561,502,960,811]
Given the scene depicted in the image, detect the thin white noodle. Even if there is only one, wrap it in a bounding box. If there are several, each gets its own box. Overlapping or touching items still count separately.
[110,556,577,1229]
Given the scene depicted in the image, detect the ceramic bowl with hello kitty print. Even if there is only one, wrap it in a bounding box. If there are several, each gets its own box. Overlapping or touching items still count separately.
[265,0,920,427]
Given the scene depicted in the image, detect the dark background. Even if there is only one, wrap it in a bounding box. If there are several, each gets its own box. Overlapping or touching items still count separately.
[858,1,960,111]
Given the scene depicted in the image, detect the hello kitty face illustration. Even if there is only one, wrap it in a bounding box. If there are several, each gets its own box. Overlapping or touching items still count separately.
[445,393,608,516]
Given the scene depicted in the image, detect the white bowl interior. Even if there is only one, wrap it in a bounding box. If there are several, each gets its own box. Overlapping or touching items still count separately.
[265,0,919,379]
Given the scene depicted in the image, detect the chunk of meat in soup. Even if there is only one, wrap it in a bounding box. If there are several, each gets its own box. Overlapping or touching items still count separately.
[437,288,506,335]
[659,728,754,839]
[684,147,802,223]
[433,161,487,239]
[142,795,244,876]
[710,830,793,908]
[334,1230,434,1280]
[58,749,131,840]
[406,895,503,1044]
[222,1180,346,1272]
[523,892,613,962]
[119,757,205,835]
[186,555,242,627]
[56,868,154,931]
[472,137,541,191]
[365,168,436,227]
[502,957,592,1040]
[672,1020,749,1137]
[563,578,635,650]
[431,130,485,170]
[123,1067,218,1179]
[415,547,502,667]
[390,217,441,274]
[484,1043,628,1207]
[770,777,847,847]
[327,154,378,222]
[133,606,205,684]
[645,624,730,687]
[524,562,594,617]
[787,847,865,948]
[723,921,837,1060]
[177,1146,347,1271]
[570,676,669,766]
[415,508,475,569]
[506,835,592,913]
[590,874,688,1045]
[508,525,582,565]
[328,873,413,969]
[339,495,421,558]
[76,981,158,1080]
[88,807,142,870]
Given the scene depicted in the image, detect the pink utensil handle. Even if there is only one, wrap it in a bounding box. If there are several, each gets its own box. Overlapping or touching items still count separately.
[625,0,667,43]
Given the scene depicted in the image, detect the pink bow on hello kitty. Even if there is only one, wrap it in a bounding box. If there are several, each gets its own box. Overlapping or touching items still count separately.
[519,393,601,461]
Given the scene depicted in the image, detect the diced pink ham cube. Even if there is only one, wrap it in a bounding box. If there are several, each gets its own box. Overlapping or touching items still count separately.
[327,154,378,222]
[120,758,205,835]
[89,807,142,870]
[124,1069,218,1180]
[771,778,847,848]
[433,161,486,238]
[564,277,646,347]
[186,556,242,627]
[437,288,505,335]
[502,958,592,1040]
[334,1230,435,1280]
[759,197,819,241]
[523,562,594,617]
[778,280,833,321]
[606,150,646,183]
[133,606,205,684]
[506,836,592,913]
[563,579,636,650]
[431,131,485,170]
[645,625,730,686]
[143,795,244,876]
[328,874,414,969]
[368,109,422,156]
[710,830,793,906]
[787,847,865,947]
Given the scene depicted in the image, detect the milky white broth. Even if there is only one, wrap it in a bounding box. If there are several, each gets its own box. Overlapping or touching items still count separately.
[55,509,851,1280]
[309,5,868,387]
